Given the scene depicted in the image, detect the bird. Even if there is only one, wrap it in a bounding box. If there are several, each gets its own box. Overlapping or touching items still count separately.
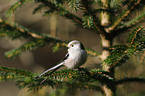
[37,40,88,82]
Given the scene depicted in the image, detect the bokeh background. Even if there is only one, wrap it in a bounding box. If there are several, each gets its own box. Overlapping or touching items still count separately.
[0,0,145,96]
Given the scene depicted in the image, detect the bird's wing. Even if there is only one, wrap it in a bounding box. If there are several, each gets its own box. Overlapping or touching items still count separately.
[38,62,64,77]
[63,53,69,61]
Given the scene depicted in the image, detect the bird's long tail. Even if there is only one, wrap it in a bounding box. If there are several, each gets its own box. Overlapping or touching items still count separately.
[38,62,64,77]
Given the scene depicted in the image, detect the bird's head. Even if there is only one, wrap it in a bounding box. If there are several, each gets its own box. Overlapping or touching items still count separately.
[67,40,85,52]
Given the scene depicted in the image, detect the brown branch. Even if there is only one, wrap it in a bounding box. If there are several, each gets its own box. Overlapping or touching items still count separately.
[0,18,43,39]
[0,18,66,45]
[130,26,143,45]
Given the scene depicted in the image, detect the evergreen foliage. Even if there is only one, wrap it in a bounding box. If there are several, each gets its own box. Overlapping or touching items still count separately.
[0,0,145,96]
[104,26,145,69]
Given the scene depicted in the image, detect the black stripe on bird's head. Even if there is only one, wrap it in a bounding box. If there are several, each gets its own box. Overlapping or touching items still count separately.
[80,42,85,50]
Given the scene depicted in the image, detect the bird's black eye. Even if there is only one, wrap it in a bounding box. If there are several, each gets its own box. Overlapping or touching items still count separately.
[71,44,74,47]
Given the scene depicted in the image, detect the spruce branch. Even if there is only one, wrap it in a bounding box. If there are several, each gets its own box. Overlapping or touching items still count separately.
[116,78,145,85]
[78,67,114,84]
[0,66,31,76]
[0,65,110,93]
[0,19,99,57]
[108,0,141,32]
[6,0,83,26]
[86,48,101,57]
[17,77,104,92]
[0,18,43,39]
[49,67,114,90]
[36,0,83,25]
[126,26,144,45]
[68,0,81,12]
[0,18,65,46]
[45,80,103,92]
[4,39,47,59]
[119,10,145,29]
[0,66,32,81]
[81,0,106,34]
[104,26,145,70]
[110,0,123,8]
[16,68,113,92]
[37,68,112,84]
[6,0,34,17]
[33,4,46,14]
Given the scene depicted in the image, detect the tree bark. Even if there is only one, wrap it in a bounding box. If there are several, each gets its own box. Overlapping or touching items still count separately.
[100,35,114,96]
[100,0,110,26]
[101,35,112,71]
[100,0,115,96]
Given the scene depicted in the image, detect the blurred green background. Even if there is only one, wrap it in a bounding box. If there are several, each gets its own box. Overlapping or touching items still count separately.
[0,0,145,96]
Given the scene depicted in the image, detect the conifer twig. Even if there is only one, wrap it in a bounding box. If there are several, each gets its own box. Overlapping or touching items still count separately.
[37,0,82,25]
[0,66,31,76]
[0,19,99,57]
[0,18,43,39]
[109,26,143,70]
[108,0,141,32]
[81,0,106,35]
[52,81,104,92]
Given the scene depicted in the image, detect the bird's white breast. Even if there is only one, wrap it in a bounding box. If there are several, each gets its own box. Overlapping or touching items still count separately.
[64,50,87,69]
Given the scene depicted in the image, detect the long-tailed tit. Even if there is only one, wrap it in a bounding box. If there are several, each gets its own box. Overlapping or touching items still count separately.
[38,40,88,78]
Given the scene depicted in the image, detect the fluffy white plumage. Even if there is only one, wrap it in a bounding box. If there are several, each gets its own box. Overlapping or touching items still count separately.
[38,40,87,77]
